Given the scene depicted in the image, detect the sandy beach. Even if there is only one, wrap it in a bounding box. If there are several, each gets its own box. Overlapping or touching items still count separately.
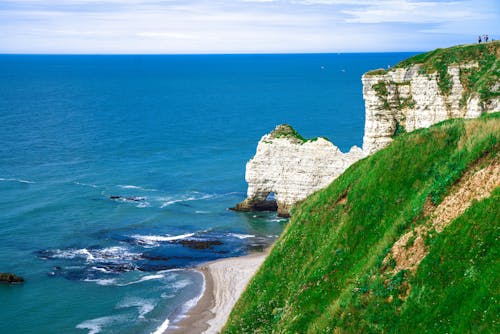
[166,250,268,334]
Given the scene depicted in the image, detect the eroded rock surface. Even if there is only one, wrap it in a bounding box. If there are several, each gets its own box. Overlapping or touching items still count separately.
[233,125,363,216]
[362,64,499,154]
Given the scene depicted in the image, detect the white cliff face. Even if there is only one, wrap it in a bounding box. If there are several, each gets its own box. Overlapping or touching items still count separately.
[234,125,363,216]
[362,63,499,154]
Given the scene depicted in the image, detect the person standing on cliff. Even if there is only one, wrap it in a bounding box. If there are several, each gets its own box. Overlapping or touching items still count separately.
[478,35,482,43]
[485,34,489,42]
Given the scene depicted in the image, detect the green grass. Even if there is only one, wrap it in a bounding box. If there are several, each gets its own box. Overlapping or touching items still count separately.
[268,124,331,144]
[365,68,388,76]
[269,124,306,142]
[395,41,499,99]
[224,113,499,333]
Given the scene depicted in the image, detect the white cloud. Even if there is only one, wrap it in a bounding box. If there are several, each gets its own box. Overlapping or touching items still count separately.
[341,0,486,24]
[0,0,498,53]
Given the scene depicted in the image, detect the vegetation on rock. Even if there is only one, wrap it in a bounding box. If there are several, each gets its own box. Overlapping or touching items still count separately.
[268,124,330,144]
[224,113,499,333]
[269,124,306,142]
[396,41,499,99]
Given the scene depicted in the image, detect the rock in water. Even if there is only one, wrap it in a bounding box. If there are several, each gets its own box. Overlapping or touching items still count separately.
[0,273,25,284]
[233,124,363,217]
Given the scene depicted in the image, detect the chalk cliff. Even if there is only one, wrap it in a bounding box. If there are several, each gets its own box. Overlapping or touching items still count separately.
[233,125,363,217]
[362,63,499,154]
[235,42,499,216]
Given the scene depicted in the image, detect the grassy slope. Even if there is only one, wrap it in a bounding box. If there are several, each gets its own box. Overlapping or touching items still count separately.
[224,113,499,333]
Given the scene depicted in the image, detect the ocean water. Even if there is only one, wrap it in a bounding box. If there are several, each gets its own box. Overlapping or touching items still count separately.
[0,53,415,334]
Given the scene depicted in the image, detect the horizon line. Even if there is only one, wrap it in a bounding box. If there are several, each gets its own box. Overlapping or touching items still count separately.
[0,50,424,56]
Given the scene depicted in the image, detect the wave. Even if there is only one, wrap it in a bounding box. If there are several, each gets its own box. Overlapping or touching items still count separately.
[268,217,289,222]
[83,278,117,286]
[0,177,35,184]
[116,297,156,319]
[76,315,124,334]
[74,181,99,188]
[170,278,192,291]
[117,274,165,287]
[118,185,157,192]
[136,201,151,208]
[172,271,205,323]
[46,246,141,263]
[227,233,255,239]
[130,233,195,247]
[151,318,169,334]
[158,191,222,208]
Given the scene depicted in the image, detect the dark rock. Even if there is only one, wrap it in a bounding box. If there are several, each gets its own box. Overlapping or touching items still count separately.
[230,199,278,212]
[175,239,223,250]
[141,254,170,261]
[109,196,145,202]
[0,273,25,284]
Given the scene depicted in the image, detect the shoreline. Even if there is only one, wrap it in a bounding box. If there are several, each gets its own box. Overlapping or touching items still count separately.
[165,249,269,334]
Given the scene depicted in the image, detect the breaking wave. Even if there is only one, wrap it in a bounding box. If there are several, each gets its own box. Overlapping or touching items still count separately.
[76,315,124,334]
[117,185,157,192]
[130,233,195,247]
[116,297,156,319]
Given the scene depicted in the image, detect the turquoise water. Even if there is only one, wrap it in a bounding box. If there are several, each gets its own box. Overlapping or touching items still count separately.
[0,53,415,334]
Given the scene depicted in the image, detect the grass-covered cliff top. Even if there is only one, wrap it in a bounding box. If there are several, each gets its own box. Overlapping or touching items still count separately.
[224,113,499,333]
[268,124,330,144]
[365,41,499,100]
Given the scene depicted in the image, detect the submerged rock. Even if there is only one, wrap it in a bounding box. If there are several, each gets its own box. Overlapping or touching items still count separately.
[109,196,145,202]
[0,273,24,284]
[175,239,223,250]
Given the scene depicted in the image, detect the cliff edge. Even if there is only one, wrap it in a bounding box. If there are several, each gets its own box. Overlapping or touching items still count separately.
[235,42,499,216]
[363,41,499,154]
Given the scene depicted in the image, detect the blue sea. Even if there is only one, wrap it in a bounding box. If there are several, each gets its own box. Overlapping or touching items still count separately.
[0,53,415,334]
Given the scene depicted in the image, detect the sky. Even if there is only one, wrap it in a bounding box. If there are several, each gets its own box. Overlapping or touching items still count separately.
[0,0,498,54]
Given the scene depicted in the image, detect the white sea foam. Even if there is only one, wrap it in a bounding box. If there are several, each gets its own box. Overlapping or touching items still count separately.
[51,246,140,263]
[269,217,288,222]
[116,297,156,319]
[76,315,123,334]
[74,182,99,188]
[117,274,164,286]
[131,233,195,246]
[118,184,157,192]
[195,210,211,214]
[151,318,170,334]
[227,233,255,239]
[83,278,117,286]
[52,248,95,262]
[170,278,191,291]
[0,177,35,184]
[91,266,114,274]
[159,192,217,208]
[136,201,151,208]
[174,271,205,322]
